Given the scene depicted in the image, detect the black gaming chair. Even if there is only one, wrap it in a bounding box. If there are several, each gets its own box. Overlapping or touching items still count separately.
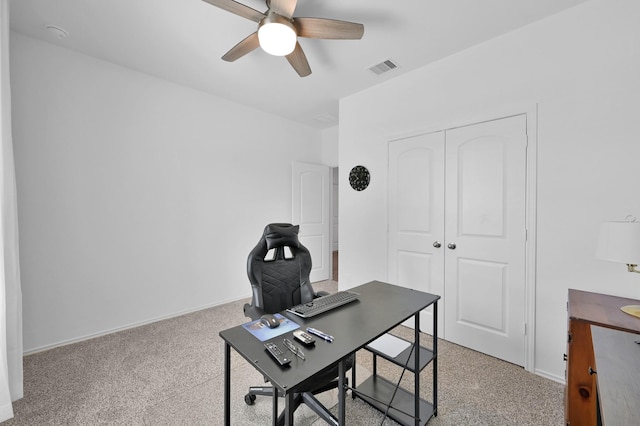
[243,223,353,425]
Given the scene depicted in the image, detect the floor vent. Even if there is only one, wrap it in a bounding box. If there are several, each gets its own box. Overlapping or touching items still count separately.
[369,59,398,75]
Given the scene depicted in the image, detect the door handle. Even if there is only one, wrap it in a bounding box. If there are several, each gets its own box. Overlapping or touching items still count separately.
[448,243,456,250]
[433,241,442,248]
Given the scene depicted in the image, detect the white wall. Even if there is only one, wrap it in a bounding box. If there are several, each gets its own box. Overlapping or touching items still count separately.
[339,0,640,381]
[321,125,338,167]
[10,33,323,352]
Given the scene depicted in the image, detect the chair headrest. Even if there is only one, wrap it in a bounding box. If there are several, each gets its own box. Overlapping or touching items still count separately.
[264,223,301,250]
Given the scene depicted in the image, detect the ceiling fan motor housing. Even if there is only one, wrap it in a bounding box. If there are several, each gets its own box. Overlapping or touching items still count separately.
[258,11,297,56]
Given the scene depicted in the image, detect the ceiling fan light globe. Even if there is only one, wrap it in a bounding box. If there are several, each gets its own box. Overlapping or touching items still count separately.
[258,14,297,56]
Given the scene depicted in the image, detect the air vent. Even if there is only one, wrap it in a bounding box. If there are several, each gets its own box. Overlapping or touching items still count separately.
[314,113,337,124]
[369,59,398,75]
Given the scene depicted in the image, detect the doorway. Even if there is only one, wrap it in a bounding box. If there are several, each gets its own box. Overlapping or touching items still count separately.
[331,167,339,282]
[292,162,331,283]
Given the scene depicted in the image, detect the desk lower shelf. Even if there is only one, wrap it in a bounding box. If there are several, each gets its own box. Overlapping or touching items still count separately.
[366,338,434,372]
[355,376,435,426]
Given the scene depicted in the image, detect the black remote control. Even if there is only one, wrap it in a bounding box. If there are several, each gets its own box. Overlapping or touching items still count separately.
[293,330,316,346]
[264,342,291,366]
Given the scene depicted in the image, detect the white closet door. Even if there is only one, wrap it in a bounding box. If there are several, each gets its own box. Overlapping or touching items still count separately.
[388,131,445,335]
[444,115,527,366]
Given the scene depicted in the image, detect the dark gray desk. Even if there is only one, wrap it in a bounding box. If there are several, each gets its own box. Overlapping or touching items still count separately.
[220,280,440,426]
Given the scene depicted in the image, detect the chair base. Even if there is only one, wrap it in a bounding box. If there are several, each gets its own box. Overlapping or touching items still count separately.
[245,378,347,426]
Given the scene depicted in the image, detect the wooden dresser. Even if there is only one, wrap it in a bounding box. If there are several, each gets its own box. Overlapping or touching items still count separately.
[565,289,640,425]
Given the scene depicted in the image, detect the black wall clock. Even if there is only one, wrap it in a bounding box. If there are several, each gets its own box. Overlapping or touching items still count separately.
[349,165,370,191]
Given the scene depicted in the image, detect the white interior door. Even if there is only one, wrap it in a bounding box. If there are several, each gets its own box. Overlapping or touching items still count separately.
[444,115,527,366]
[292,162,331,283]
[388,132,445,336]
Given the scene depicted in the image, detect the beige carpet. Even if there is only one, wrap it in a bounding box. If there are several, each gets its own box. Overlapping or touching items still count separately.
[4,281,564,425]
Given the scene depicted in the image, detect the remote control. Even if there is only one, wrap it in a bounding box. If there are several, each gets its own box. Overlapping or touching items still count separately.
[264,342,291,366]
[293,330,316,346]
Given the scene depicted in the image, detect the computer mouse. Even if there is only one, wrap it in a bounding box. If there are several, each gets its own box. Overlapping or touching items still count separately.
[260,314,280,329]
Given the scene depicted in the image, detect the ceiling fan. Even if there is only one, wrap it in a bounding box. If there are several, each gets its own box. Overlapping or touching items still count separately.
[202,0,365,77]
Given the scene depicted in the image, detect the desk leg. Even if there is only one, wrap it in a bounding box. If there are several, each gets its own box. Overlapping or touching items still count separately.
[351,353,356,400]
[224,342,231,426]
[414,313,420,426]
[284,392,294,426]
[272,387,278,426]
[338,358,346,425]
[433,301,438,417]
[373,353,377,376]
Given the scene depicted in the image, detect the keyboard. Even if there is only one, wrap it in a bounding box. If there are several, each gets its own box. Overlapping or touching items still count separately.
[286,291,359,318]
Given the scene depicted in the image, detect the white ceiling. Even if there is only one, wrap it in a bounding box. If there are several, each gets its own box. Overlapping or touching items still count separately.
[9,0,588,128]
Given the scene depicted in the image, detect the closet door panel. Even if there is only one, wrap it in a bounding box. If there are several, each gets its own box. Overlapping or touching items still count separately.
[444,115,527,366]
[459,139,505,237]
[388,132,445,335]
[456,258,507,332]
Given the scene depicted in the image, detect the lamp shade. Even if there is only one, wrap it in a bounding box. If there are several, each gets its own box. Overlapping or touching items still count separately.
[258,13,296,56]
[596,221,640,264]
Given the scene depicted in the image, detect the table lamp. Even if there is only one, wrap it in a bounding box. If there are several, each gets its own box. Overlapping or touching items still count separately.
[596,217,640,318]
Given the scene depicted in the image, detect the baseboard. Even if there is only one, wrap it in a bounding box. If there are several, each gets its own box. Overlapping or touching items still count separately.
[23,294,250,356]
[534,368,565,385]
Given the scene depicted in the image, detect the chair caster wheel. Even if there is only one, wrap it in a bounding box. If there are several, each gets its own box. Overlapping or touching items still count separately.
[244,393,256,405]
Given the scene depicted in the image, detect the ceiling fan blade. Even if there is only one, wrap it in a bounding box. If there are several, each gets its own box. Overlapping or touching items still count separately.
[222,32,260,62]
[268,0,298,19]
[201,0,265,23]
[286,42,311,77]
[295,17,364,40]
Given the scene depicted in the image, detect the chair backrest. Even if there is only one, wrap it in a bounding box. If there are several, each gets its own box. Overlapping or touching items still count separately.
[247,223,315,315]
